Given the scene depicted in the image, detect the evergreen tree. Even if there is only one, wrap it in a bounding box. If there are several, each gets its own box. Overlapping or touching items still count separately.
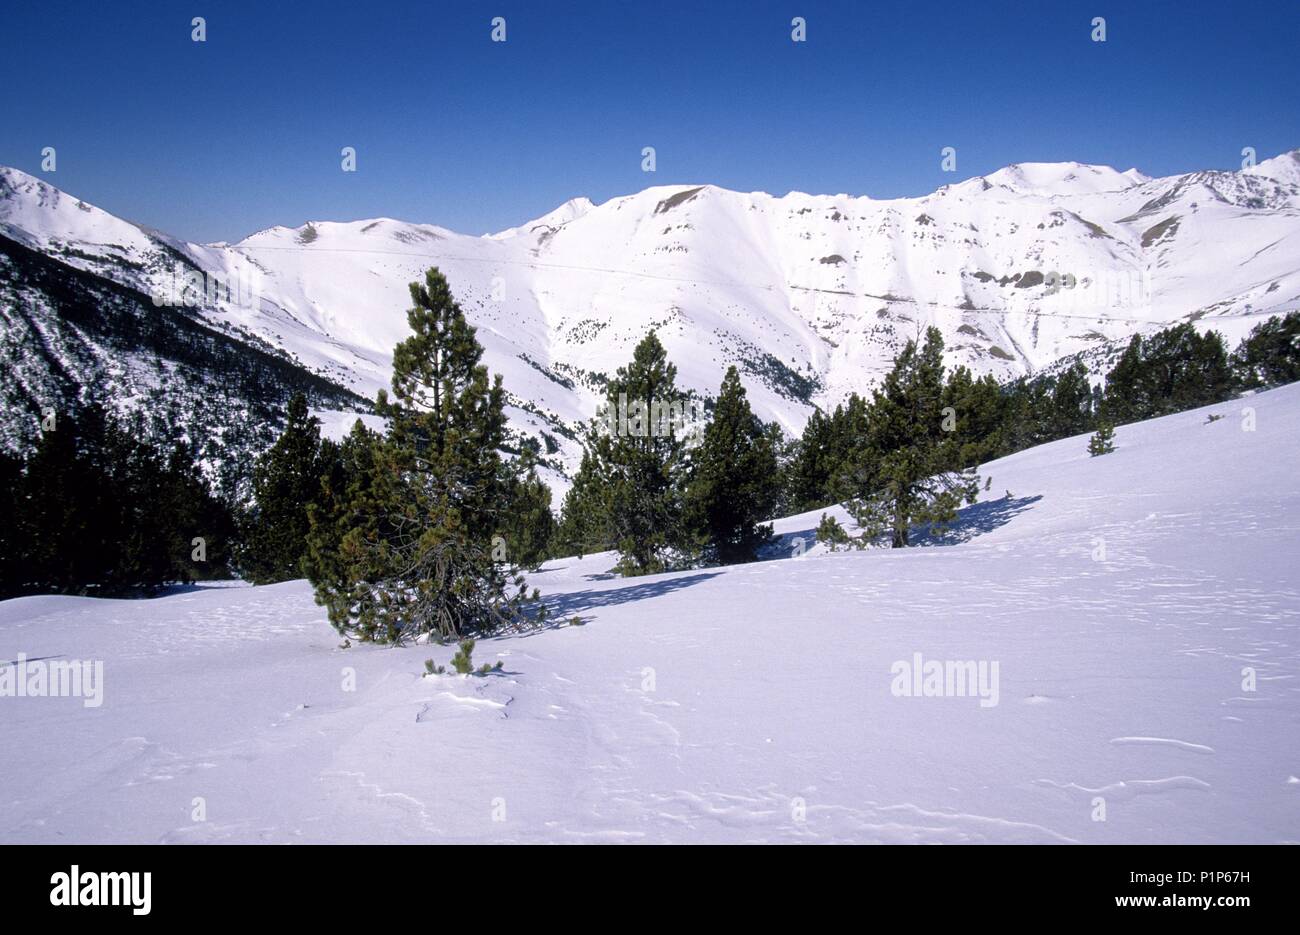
[1100,334,1147,425]
[686,366,780,564]
[1046,362,1094,439]
[239,393,326,584]
[553,449,616,558]
[16,405,135,593]
[816,512,851,551]
[822,393,871,503]
[1232,311,1300,388]
[310,268,540,643]
[1102,324,1235,424]
[499,464,557,570]
[781,393,870,512]
[8,404,236,597]
[305,420,380,602]
[997,376,1053,456]
[844,328,979,548]
[1168,326,1234,411]
[156,436,237,583]
[783,408,835,513]
[1088,422,1116,456]
[582,331,695,575]
[942,366,1006,466]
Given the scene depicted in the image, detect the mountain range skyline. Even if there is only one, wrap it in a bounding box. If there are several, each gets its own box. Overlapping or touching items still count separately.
[4,143,1297,494]
[7,147,1297,246]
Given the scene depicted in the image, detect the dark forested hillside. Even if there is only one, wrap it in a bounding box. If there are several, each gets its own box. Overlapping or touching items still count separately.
[0,234,371,499]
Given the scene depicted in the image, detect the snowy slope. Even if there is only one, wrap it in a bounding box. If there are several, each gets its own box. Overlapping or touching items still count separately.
[3,150,1299,476]
[2,382,1297,844]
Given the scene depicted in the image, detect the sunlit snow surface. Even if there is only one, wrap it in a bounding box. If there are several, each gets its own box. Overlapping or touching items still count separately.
[2,386,1297,843]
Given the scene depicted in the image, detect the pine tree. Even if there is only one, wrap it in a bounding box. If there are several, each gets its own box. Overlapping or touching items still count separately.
[9,404,235,597]
[156,437,237,583]
[822,393,871,503]
[1046,362,1094,439]
[783,408,834,513]
[816,512,850,551]
[305,420,380,602]
[1231,311,1300,388]
[780,393,870,512]
[310,268,541,643]
[942,366,1006,466]
[108,422,186,592]
[1181,328,1236,410]
[686,366,780,564]
[499,463,557,570]
[844,328,979,548]
[1088,422,1116,456]
[1100,334,1147,424]
[1102,324,1236,424]
[239,393,326,584]
[582,331,695,575]
[553,449,615,558]
[997,376,1053,456]
[17,405,133,593]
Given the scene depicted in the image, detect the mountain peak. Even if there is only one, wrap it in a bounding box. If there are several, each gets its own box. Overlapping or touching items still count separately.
[490,195,596,240]
[1246,149,1300,186]
[980,161,1148,196]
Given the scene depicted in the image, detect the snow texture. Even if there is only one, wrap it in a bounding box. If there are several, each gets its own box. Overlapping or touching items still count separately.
[2,384,1297,843]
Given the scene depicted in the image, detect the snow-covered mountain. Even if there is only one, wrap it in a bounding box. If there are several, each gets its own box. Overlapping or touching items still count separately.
[3,381,1297,843]
[3,150,1298,481]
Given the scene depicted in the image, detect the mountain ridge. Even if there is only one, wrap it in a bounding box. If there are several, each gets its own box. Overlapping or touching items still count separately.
[2,150,1298,488]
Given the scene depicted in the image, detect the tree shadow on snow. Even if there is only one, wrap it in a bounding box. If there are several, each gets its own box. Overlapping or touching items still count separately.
[532,572,722,627]
[911,494,1043,546]
[758,494,1043,558]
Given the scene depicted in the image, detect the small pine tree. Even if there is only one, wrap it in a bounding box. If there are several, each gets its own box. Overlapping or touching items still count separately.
[240,393,326,584]
[1088,422,1116,457]
[450,639,476,675]
[816,513,850,551]
[845,328,979,548]
[685,366,780,564]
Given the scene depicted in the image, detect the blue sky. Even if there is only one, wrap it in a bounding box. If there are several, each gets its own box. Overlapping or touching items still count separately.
[2,0,1297,243]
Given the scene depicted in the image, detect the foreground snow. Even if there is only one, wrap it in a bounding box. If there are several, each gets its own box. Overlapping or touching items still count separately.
[3,386,1299,843]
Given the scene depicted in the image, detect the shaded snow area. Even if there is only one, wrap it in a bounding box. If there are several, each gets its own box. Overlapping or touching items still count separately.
[3,385,1298,843]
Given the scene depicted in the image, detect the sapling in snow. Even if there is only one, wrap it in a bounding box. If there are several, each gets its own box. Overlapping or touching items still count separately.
[449,639,503,676]
[816,513,850,551]
[1088,422,1116,456]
